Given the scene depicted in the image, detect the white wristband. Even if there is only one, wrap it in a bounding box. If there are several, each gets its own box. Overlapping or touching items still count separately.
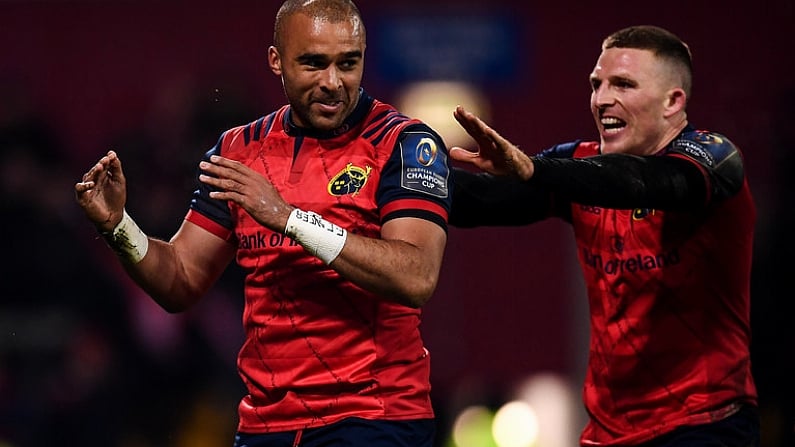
[284,208,347,265]
[102,209,150,264]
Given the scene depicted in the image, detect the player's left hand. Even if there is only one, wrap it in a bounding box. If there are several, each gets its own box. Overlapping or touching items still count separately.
[450,105,535,180]
[199,155,294,232]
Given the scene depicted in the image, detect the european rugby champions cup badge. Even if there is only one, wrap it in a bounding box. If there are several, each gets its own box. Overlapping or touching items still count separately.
[400,131,449,198]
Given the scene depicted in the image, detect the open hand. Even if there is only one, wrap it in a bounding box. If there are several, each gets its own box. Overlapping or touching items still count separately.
[450,105,534,180]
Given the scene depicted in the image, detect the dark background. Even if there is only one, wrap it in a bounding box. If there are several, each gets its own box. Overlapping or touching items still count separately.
[1,0,793,446]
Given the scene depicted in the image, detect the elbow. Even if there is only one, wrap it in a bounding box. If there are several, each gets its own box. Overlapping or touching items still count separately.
[399,275,438,309]
[160,301,191,314]
[147,288,202,314]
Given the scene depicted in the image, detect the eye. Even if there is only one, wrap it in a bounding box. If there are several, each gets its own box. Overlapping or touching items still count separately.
[590,79,601,91]
[338,58,360,71]
[298,55,329,69]
[307,59,328,69]
[614,77,636,89]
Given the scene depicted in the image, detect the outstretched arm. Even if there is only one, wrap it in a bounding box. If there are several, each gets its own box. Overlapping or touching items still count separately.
[75,151,235,312]
[198,155,446,308]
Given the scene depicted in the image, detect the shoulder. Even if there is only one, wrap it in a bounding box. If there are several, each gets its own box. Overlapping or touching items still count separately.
[668,129,742,169]
[668,128,747,199]
[359,99,416,145]
[537,140,591,158]
[214,109,285,153]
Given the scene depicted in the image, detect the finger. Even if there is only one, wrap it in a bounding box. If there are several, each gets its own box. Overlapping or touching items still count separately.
[454,106,496,149]
[105,150,125,179]
[81,159,106,183]
[75,181,96,192]
[453,105,482,135]
[208,155,250,171]
[449,146,481,163]
[201,156,252,182]
[483,126,518,153]
[198,170,249,197]
[198,161,233,182]
[198,172,228,189]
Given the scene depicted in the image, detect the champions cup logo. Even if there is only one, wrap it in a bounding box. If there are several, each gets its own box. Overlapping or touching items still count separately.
[694,131,724,145]
[328,163,372,196]
[415,137,438,167]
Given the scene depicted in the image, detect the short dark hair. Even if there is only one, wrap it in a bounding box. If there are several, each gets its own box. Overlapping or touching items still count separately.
[603,25,693,97]
[273,0,365,51]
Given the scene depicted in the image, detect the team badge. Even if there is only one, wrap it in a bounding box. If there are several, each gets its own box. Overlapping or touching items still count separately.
[632,208,655,220]
[328,163,372,196]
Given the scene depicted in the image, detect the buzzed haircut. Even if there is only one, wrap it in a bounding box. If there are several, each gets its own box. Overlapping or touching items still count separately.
[273,0,365,50]
[603,25,693,97]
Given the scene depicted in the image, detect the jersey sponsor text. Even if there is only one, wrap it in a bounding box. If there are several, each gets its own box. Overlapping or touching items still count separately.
[583,248,680,275]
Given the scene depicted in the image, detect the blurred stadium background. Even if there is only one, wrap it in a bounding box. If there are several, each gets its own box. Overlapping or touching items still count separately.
[1,1,793,446]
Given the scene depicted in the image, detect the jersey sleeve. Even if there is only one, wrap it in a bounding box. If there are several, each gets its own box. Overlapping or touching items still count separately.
[449,168,557,227]
[531,137,722,210]
[376,123,452,231]
[185,131,236,242]
[667,129,745,203]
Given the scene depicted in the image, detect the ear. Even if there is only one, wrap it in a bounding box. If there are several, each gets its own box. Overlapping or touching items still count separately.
[663,87,687,118]
[268,46,282,76]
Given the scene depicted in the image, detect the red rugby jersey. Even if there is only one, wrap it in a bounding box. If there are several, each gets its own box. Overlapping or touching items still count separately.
[566,132,757,445]
[186,91,451,433]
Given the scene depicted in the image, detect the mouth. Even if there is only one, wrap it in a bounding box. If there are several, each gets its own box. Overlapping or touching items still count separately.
[600,116,626,135]
[312,97,345,114]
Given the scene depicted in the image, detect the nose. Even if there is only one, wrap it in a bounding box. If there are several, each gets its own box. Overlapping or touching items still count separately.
[591,82,616,108]
[592,84,614,108]
[319,66,342,92]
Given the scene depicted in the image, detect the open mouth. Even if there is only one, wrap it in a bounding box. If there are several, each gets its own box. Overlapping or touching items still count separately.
[601,117,626,134]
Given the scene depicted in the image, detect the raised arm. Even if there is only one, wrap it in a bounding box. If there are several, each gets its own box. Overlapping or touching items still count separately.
[75,150,236,312]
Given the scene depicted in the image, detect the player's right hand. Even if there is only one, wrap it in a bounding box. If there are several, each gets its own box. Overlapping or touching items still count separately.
[74,150,128,232]
[450,105,535,180]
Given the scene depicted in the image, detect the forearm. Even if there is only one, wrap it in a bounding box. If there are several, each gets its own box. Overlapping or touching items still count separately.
[450,168,554,227]
[103,217,233,313]
[119,238,206,313]
[329,229,446,309]
[284,210,446,308]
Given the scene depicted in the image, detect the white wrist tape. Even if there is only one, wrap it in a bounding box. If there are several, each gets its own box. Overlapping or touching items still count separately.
[102,209,149,264]
[284,208,347,265]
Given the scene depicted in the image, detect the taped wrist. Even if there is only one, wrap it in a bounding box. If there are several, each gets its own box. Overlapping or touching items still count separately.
[284,208,347,265]
[102,209,149,264]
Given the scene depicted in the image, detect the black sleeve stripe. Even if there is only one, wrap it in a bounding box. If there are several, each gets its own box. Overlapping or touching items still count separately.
[243,122,252,146]
[260,112,277,141]
[363,111,408,141]
[242,113,278,146]
[362,109,394,137]
[252,116,265,141]
[382,208,448,233]
[370,116,410,146]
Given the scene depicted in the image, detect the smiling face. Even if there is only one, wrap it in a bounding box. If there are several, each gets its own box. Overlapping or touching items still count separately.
[268,11,365,131]
[589,47,687,155]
